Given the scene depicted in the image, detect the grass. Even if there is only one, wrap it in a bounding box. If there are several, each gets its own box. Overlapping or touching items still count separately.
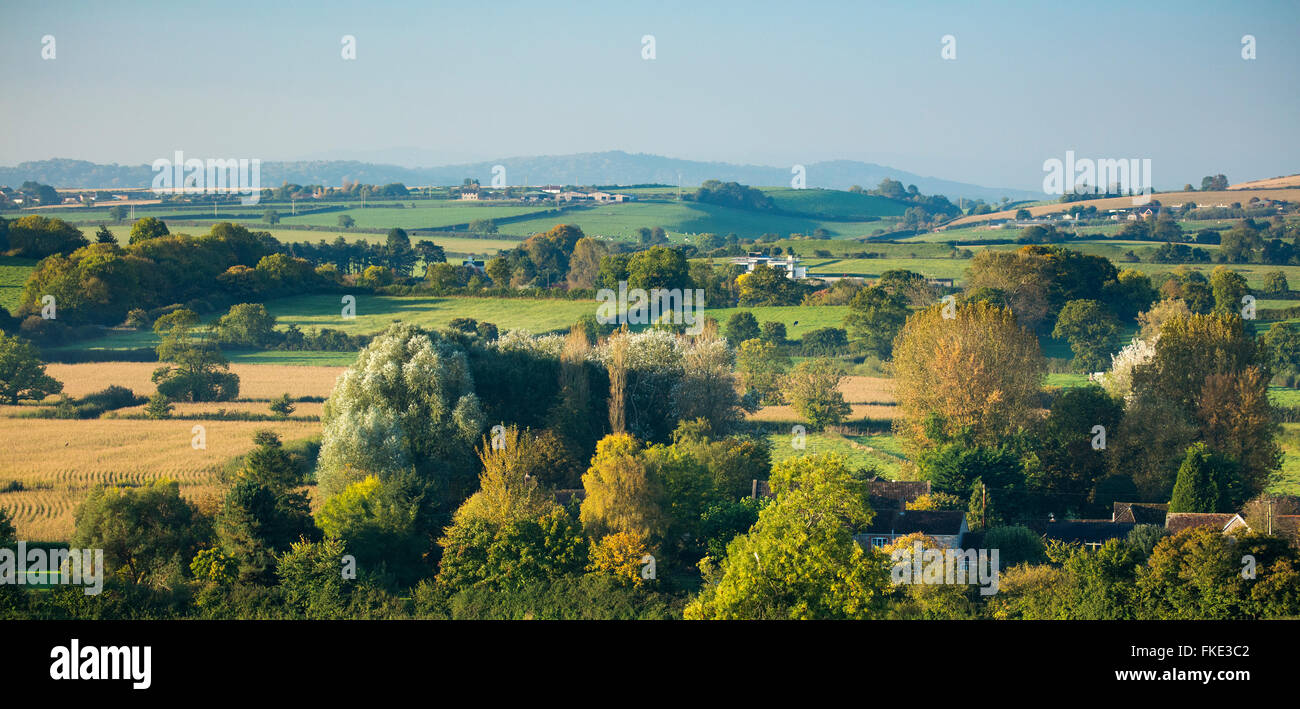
[1273,423,1300,495]
[97,224,523,256]
[0,255,37,312]
[494,201,895,240]
[705,305,850,339]
[762,188,910,219]
[766,430,908,479]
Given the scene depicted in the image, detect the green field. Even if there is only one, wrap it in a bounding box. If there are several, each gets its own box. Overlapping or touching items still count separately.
[767,430,908,478]
[763,188,910,219]
[95,225,523,257]
[495,201,896,240]
[0,256,36,312]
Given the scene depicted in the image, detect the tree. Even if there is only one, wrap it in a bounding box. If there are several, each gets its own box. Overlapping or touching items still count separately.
[1026,385,1123,516]
[453,426,560,527]
[72,480,207,586]
[685,454,892,619]
[1052,299,1122,373]
[262,209,281,225]
[128,217,169,244]
[151,309,240,401]
[143,391,172,419]
[843,285,909,358]
[385,227,417,275]
[737,338,789,404]
[587,531,655,587]
[214,303,277,348]
[983,526,1046,567]
[737,264,805,306]
[0,332,63,404]
[1168,443,1244,513]
[108,205,128,223]
[724,311,760,344]
[759,320,786,344]
[337,214,355,229]
[1263,271,1289,296]
[783,358,851,429]
[565,237,608,290]
[94,225,116,244]
[317,323,484,528]
[269,393,295,418]
[1209,267,1250,314]
[892,301,1045,451]
[316,474,427,584]
[436,507,587,593]
[579,433,667,543]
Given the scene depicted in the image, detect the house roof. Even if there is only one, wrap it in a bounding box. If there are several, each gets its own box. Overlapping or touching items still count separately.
[867,477,931,504]
[863,509,965,537]
[1165,512,1249,535]
[1030,520,1135,544]
[1113,501,1169,525]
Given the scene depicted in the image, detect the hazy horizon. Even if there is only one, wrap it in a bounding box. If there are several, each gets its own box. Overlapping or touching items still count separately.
[3,0,1297,191]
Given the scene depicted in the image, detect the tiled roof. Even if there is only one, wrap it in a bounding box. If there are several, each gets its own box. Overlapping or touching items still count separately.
[1113,501,1169,525]
[1165,512,1246,535]
[863,509,965,537]
[867,477,931,503]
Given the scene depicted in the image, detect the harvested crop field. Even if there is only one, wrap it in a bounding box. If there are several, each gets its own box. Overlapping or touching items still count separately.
[42,362,346,400]
[0,417,320,541]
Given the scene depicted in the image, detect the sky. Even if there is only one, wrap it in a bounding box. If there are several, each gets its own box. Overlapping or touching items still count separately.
[1,0,1297,191]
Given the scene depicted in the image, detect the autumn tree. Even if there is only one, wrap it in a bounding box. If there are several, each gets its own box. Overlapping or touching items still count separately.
[891,301,1045,452]
[579,433,667,544]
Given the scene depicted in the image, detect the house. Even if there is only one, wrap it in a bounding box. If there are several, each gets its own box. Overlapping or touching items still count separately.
[1112,501,1168,525]
[556,191,592,202]
[730,253,806,280]
[926,278,955,288]
[459,190,480,201]
[461,257,486,276]
[1031,519,1135,549]
[857,510,967,550]
[1164,512,1251,536]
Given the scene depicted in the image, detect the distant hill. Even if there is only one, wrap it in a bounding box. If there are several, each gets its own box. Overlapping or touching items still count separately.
[1230,174,1300,190]
[0,151,1042,202]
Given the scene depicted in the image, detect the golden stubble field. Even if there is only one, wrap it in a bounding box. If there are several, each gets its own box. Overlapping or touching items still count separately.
[0,363,342,541]
[747,375,897,423]
[44,362,346,399]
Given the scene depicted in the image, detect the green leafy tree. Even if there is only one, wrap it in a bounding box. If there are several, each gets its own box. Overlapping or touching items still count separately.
[1209,267,1250,315]
[1168,443,1244,513]
[579,433,667,543]
[1052,299,1122,373]
[151,309,240,401]
[143,391,172,419]
[685,453,892,619]
[0,332,63,404]
[72,480,208,586]
[128,216,169,244]
[724,311,760,344]
[844,285,910,358]
[214,303,278,348]
[736,338,789,404]
[269,393,295,418]
[783,358,851,430]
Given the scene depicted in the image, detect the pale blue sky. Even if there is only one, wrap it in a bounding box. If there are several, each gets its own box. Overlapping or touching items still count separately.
[1,0,1296,190]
